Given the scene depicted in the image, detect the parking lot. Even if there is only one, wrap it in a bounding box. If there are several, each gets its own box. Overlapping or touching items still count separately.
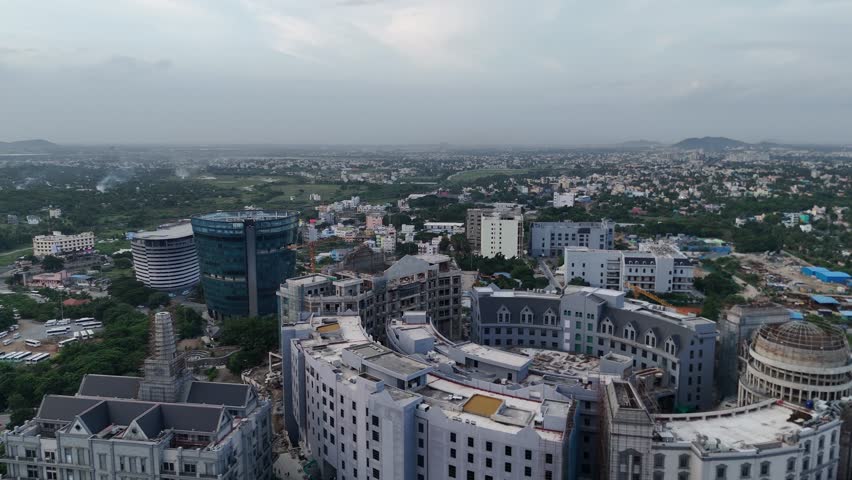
[1,318,102,358]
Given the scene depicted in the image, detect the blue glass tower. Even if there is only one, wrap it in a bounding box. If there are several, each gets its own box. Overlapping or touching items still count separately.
[191,210,298,319]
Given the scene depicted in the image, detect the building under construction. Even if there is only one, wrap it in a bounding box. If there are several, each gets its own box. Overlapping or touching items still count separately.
[738,320,852,406]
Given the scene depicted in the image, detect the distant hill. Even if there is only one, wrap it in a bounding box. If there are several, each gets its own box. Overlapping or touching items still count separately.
[616,139,663,148]
[0,139,60,153]
[672,136,749,151]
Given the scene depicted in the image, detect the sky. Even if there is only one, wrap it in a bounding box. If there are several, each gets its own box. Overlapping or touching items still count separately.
[1,0,851,145]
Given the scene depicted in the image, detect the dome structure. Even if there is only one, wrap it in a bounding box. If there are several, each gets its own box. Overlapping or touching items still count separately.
[739,321,852,406]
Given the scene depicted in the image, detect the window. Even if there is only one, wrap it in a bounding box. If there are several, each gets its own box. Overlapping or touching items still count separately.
[505,446,512,456]
[624,323,636,341]
[525,450,532,460]
[497,306,511,323]
[525,466,532,477]
[486,441,492,452]
[760,462,770,476]
[654,454,665,469]
[520,307,534,324]
[678,473,690,480]
[467,453,473,463]
[468,437,474,448]
[740,463,750,478]
[504,462,512,473]
[786,458,795,472]
[716,465,727,480]
[679,454,690,469]
[545,453,553,464]
[644,330,657,348]
[665,336,678,355]
[451,433,457,443]
[601,318,614,335]
[449,465,457,478]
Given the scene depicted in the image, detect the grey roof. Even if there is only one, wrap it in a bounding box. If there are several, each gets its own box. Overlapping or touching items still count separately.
[78,374,142,399]
[607,309,689,350]
[37,396,102,422]
[160,403,224,432]
[384,255,430,280]
[132,405,164,439]
[185,381,250,408]
[474,291,561,326]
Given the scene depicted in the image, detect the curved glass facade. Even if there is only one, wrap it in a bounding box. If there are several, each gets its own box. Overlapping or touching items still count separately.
[191,211,298,319]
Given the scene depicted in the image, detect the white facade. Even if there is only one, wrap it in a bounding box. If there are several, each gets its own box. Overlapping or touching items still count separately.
[32,231,95,257]
[563,243,694,294]
[480,213,523,259]
[553,192,575,208]
[652,400,841,480]
[131,223,199,292]
[287,315,572,480]
[423,222,464,235]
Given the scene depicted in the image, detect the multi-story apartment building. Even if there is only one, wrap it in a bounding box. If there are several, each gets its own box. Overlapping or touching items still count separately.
[603,380,842,480]
[466,207,522,255]
[130,222,199,292]
[285,314,574,480]
[32,231,95,257]
[562,243,694,294]
[470,284,717,411]
[0,312,273,480]
[529,220,614,257]
[278,254,463,341]
[480,211,524,259]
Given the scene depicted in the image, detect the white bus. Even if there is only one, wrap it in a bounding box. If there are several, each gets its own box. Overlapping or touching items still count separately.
[26,353,50,364]
[78,321,103,329]
[56,318,71,326]
[44,319,58,327]
[46,326,71,336]
[2,339,12,346]
[25,339,42,348]
[58,338,78,348]
[0,331,7,340]
[74,317,95,324]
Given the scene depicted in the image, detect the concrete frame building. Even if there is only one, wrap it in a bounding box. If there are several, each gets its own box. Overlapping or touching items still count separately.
[466,207,522,255]
[717,303,791,399]
[480,211,524,259]
[130,222,199,292]
[529,220,614,257]
[0,312,273,480]
[191,210,298,319]
[562,243,694,294]
[278,254,463,342]
[284,314,574,480]
[470,285,717,411]
[32,231,95,257]
[738,321,852,406]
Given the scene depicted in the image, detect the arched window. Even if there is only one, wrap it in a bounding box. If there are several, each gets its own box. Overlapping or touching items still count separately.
[653,454,664,469]
[760,461,770,476]
[678,472,690,480]
[715,464,727,480]
[665,337,678,356]
[624,323,636,341]
[740,463,750,478]
[542,308,556,326]
[644,330,657,348]
[678,454,690,469]
[601,318,614,335]
[520,307,534,324]
[786,457,796,473]
[497,306,511,323]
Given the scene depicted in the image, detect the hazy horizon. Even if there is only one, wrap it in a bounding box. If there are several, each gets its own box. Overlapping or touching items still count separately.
[3,0,852,145]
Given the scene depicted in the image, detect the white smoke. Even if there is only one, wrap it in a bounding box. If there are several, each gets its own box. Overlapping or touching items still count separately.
[96,171,132,192]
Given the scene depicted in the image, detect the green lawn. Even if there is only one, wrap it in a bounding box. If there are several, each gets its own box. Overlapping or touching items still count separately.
[0,246,32,266]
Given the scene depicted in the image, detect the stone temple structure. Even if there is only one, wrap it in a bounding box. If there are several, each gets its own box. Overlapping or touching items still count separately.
[138,311,193,402]
[738,320,852,406]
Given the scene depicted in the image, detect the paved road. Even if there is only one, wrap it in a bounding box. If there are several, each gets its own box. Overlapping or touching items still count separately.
[538,258,563,291]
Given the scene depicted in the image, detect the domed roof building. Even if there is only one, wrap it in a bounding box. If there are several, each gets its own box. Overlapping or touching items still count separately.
[738,320,852,406]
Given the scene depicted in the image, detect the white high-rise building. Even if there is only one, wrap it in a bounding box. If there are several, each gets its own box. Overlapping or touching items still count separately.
[480,211,524,259]
[32,231,95,257]
[131,222,199,292]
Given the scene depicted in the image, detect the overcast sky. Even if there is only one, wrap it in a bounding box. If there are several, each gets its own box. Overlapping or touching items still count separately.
[2,0,851,145]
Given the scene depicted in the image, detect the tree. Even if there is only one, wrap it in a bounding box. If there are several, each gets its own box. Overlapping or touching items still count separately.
[173,306,204,339]
[41,255,64,272]
[439,236,451,253]
[397,243,419,255]
[147,292,171,309]
[113,257,132,270]
[568,276,590,286]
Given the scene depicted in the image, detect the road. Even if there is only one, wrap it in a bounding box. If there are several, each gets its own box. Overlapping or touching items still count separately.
[538,258,563,291]
[732,275,761,300]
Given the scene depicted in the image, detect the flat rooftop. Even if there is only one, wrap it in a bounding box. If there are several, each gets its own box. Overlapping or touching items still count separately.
[133,222,193,240]
[510,348,600,376]
[347,343,432,377]
[658,402,812,451]
[457,343,531,369]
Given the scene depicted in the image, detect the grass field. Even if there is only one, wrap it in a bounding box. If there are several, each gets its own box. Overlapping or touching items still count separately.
[447,169,532,183]
[0,246,32,266]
